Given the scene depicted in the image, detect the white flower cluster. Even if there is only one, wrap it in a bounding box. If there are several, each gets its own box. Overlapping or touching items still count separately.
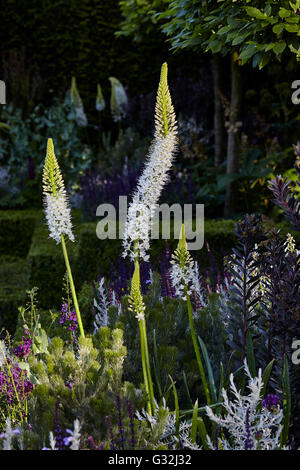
[44,192,74,244]
[128,292,146,322]
[0,418,21,450]
[136,399,201,450]
[205,362,285,450]
[170,252,204,304]
[123,132,177,261]
[284,232,299,256]
[123,63,177,262]
[43,139,75,244]
[63,419,81,450]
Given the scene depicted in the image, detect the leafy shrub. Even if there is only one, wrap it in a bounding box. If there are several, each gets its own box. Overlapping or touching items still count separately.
[25,328,146,449]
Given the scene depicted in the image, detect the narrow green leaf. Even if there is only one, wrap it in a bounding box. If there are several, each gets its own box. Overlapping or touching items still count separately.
[169,375,180,440]
[198,336,217,403]
[197,417,210,450]
[183,370,194,409]
[191,400,198,443]
[261,359,275,398]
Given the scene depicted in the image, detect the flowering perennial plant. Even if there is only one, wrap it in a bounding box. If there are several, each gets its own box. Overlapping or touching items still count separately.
[96,83,106,112]
[42,138,85,338]
[109,77,128,122]
[70,77,88,127]
[0,341,33,429]
[206,362,285,450]
[122,62,177,262]
[42,138,74,244]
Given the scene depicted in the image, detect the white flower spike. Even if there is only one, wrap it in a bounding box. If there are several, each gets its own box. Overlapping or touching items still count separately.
[43,138,74,244]
[123,63,177,261]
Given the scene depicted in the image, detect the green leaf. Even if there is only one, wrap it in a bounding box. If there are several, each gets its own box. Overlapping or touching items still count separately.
[238,44,257,60]
[232,35,247,46]
[245,7,268,20]
[182,370,193,408]
[198,336,217,403]
[169,375,180,440]
[279,7,291,18]
[261,359,275,398]
[258,54,271,69]
[191,400,198,443]
[273,23,285,34]
[273,41,287,54]
[217,25,231,35]
[197,417,210,450]
[264,4,272,16]
[284,23,299,33]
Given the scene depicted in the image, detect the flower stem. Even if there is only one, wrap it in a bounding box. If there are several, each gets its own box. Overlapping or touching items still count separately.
[141,317,155,414]
[60,234,85,338]
[185,286,211,405]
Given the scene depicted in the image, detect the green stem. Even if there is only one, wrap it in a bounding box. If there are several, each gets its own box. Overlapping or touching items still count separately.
[138,321,152,415]
[185,287,211,405]
[141,317,155,414]
[61,234,85,338]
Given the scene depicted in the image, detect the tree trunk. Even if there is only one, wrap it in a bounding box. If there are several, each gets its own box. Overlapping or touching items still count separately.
[212,55,225,166]
[224,53,242,218]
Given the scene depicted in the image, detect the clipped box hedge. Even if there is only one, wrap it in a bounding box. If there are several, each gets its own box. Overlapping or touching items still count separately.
[0,257,29,333]
[3,208,298,314]
[0,210,41,258]
[28,224,80,310]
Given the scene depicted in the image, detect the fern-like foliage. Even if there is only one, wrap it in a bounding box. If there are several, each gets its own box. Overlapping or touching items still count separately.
[154,62,177,140]
[224,214,265,361]
[269,149,300,231]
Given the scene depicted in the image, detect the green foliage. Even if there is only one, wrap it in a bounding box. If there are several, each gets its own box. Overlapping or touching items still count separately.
[110,272,228,408]
[0,259,29,333]
[119,1,300,68]
[0,96,92,205]
[97,127,151,173]
[26,328,145,449]
[0,210,39,257]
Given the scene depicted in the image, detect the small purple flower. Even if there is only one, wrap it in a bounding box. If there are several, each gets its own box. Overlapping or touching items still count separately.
[262,394,280,413]
[14,331,32,359]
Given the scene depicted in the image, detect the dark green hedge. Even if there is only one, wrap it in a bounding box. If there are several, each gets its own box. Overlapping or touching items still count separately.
[28,224,80,310]
[0,210,40,258]
[2,208,298,320]
[0,257,29,333]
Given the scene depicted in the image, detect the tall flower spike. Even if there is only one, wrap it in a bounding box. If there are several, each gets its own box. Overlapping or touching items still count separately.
[123,63,177,261]
[154,62,177,140]
[109,77,128,122]
[70,77,87,127]
[170,224,201,301]
[96,83,106,112]
[128,263,146,322]
[43,138,74,244]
